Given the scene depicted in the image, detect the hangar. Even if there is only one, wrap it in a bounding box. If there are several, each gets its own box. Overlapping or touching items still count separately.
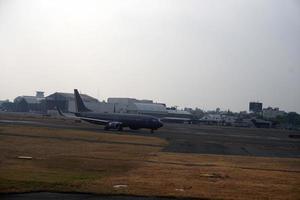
[108,98,167,115]
[14,91,45,112]
[46,92,114,113]
[108,97,192,120]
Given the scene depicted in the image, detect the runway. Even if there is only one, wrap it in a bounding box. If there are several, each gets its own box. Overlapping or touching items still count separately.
[1,118,299,158]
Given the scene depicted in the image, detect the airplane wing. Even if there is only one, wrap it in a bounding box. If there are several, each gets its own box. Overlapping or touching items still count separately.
[56,107,78,118]
[56,106,66,117]
[56,107,122,128]
[77,116,109,124]
[57,107,109,123]
[79,116,124,130]
[160,117,191,121]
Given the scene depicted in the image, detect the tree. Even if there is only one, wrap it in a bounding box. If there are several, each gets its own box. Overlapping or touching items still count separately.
[275,112,300,128]
[286,112,300,126]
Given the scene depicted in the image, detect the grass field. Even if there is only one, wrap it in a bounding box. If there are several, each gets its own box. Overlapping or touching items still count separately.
[0,123,300,199]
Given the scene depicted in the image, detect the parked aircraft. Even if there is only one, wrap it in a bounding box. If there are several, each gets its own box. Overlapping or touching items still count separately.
[59,89,163,133]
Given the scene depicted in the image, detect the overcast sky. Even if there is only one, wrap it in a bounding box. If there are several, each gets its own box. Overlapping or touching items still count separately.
[0,0,299,112]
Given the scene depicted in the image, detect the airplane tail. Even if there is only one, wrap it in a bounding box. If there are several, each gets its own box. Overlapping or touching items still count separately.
[74,89,92,112]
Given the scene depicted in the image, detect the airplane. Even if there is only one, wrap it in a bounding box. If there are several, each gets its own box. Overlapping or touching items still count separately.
[58,89,164,133]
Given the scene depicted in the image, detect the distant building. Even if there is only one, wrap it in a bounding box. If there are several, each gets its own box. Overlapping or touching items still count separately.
[249,102,263,113]
[200,114,223,124]
[263,107,285,119]
[36,91,44,99]
[185,107,204,119]
[9,90,193,121]
[14,91,46,112]
[46,92,114,113]
[107,97,192,120]
[166,109,193,119]
[108,97,167,115]
[184,107,193,113]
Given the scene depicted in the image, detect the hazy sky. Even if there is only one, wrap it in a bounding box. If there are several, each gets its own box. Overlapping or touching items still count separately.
[0,0,299,112]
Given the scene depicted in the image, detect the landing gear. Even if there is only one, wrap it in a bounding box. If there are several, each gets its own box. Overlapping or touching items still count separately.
[104,123,123,131]
[129,126,140,130]
[150,129,154,133]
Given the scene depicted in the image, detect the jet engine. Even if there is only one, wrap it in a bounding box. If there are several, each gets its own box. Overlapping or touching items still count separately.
[105,122,123,130]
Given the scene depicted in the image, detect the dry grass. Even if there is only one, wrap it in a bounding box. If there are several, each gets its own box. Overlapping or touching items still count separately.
[0,124,299,199]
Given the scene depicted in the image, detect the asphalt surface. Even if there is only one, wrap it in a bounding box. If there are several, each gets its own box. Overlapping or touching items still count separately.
[0,192,197,200]
[160,124,300,158]
[0,119,299,158]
